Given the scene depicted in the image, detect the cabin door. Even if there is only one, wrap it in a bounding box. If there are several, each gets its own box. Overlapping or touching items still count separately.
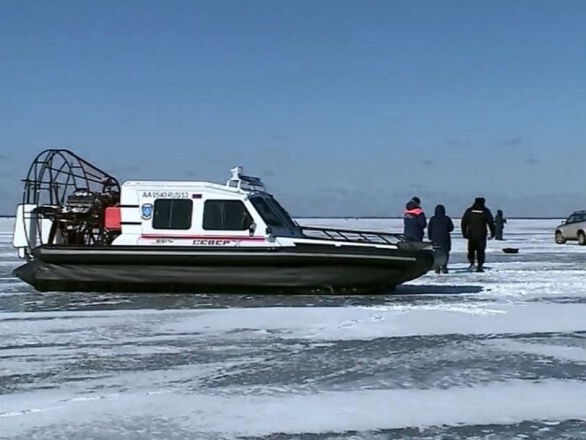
[139,196,197,246]
[198,198,264,246]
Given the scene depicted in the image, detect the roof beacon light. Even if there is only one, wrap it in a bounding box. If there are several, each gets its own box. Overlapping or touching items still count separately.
[226,166,267,193]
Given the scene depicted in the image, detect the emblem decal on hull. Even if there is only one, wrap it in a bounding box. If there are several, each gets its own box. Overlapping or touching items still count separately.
[141,203,153,220]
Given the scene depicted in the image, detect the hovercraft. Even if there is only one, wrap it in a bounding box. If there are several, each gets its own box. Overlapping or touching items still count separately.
[12,149,445,294]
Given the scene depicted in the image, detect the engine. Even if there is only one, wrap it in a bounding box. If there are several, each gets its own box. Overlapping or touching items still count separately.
[15,149,122,253]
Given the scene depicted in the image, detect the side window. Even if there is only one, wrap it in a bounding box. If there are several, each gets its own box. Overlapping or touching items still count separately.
[152,199,193,230]
[567,215,577,224]
[203,200,253,230]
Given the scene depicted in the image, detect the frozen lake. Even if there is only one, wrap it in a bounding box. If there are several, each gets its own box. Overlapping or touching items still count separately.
[1,217,586,439]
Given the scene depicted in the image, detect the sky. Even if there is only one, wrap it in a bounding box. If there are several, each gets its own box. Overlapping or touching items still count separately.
[1,0,586,217]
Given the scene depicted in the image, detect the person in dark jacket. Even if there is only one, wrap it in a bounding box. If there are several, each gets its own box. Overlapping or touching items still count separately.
[428,204,454,273]
[461,197,496,272]
[403,196,427,242]
[495,209,506,240]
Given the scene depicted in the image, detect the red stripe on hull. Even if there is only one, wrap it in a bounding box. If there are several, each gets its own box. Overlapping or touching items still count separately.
[140,234,266,241]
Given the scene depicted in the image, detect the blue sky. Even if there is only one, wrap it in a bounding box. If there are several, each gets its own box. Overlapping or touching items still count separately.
[1,0,586,217]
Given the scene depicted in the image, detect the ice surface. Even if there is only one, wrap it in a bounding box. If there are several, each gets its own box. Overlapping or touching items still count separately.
[1,216,586,439]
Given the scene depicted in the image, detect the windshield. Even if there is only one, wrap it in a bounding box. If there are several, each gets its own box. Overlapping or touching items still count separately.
[250,196,298,230]
[265,197,298,229]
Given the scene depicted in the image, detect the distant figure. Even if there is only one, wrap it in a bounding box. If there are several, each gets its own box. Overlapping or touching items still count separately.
[495,209,507,240]
[403,196,427,242]
[428,204,454,273]
[461,197,496,272]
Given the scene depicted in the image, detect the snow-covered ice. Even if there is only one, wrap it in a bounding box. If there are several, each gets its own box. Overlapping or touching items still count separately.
[1,217,586,439]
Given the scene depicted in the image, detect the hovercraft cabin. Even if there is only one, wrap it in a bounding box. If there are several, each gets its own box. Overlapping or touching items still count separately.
[106,167,304,247]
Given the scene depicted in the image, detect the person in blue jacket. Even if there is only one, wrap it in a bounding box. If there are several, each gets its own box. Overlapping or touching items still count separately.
[403,196,427,242]
[428,204,454,273]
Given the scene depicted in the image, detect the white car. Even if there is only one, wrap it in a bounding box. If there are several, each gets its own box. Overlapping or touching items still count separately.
[554,211,586,245]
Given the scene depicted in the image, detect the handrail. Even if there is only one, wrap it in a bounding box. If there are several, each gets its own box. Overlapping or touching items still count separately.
[300,225,405,245]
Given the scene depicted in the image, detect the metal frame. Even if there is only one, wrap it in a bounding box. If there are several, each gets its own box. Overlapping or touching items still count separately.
[22,149,119,205]
[300,225,405,245]
[20,148,121,249]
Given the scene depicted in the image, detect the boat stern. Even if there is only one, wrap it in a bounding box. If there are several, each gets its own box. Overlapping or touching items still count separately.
[396,241,447,270]
[13,261,38,288]
[431,246,448,269]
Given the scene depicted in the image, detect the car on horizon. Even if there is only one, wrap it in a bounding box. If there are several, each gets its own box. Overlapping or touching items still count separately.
[554,210,586,245]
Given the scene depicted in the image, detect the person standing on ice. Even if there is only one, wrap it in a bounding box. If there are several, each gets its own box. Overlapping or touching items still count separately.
[461,197,496,272]
[403,196,427,242]
[428,204,454,273]
[495,209,506,240]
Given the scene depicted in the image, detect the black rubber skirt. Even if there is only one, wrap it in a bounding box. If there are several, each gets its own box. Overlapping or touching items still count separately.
[13,244,438,294]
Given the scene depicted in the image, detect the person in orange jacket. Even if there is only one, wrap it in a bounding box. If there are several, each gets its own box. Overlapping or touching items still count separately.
[403,196,427,242]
